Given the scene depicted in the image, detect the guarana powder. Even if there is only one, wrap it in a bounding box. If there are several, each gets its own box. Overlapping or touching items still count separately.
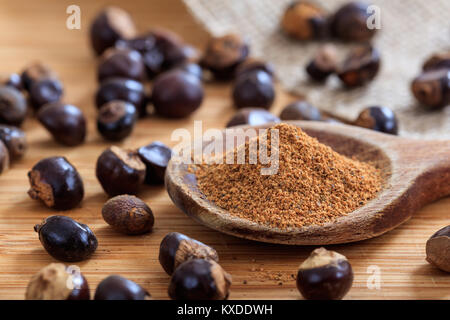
[193,123,382,229]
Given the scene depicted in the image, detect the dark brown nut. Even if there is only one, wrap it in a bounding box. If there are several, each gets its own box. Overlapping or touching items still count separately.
[426,225,450,272]
[28,156,84,210]
[281,1,328,40]
[137,141,172,184]
[279,101,322,121]
[168,259,231,300]
[232,70,275,109]
[152,70,204,118]
[354,106,398,135]
[34,216,97,262]
[98,48,145,82]
[338,45,381,87]
[411,68,450,109]
[0,73,23,91]
[306,45,339,81]
[25,263,90,300]
[96,77,148,117]
[330,2,377,42]
[0,86,27,126]
[94,275,150,300]
[117,28,189,78]
[226,108,280,127]
[0,140,10,174]
[235,58,275,79]
[37,102,86,146]
[97,100,137,141]
[422,51,450,71]
[175,62,203,80]
[201,34,249,80]
[0,125,27,160]
[297,247,353,300]
[29,78,64,109]
[21,62,57,91]
[102,195,154,235]
[96,146,146,196]
[90,6,137,55]
[159,232,219,275]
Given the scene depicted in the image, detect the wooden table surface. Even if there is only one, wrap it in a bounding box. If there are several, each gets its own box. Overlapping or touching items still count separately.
[0,0,448,300]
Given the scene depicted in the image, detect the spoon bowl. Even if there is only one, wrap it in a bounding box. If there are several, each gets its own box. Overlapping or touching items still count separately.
[166,121,450,245]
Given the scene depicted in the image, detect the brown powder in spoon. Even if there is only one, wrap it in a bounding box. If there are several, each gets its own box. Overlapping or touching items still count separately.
[193,123,382,229]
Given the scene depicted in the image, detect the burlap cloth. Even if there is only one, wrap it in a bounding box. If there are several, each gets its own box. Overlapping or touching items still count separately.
[183,0,450,140]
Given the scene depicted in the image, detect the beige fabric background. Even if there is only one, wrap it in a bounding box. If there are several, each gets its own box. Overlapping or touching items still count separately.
[183,0,450,140]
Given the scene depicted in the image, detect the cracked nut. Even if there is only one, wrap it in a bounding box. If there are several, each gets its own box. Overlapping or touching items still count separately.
[96,146,146,196]
[281,1,328,40]
[354,106,398,135]
[28,156,84,210]
[0,85,27,127]
[306,45,339,82]
[426,225,450,272]
[26,263,90,300]
[411,68,450,109]
[97,100,137,141]
[0,125,26,160]
[338,45,381,87]
[168,258,231,300]
[137,141,172,185]
[159,232,219,275]
[297,247,353,300]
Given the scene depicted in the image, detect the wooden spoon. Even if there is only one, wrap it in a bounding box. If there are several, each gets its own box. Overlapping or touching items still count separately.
[165,121,450,245]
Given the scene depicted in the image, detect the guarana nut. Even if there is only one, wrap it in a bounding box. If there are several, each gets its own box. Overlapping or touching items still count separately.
[411,68,450,109]
[338,45,381,87]
[38,102,86,146]
[98,47,146,82]
[97,100,137,141]
[137,141,172,184]
[232,70,275,109]
[306,45,339,82]
[21,62,57,91]
[27,156,84,210]
[159,232,219,275]
[279,101,322,121]
[226,108,280,127]
[281,1,328,40]
[94,275,150,300]
[168,258,231,300]
[422,51,450,71]
[151,69,204,118]
[96,146,146,196]
[354,106,398,135]
[0,85,27,126]
[426,225,450,272]
[90,6,137,55]
[25,263,90,300]
[34,215,97,262]
[330,2,377,42]
[102,195,154,235]
[29,77,64,109]
[297,247,353,300]
[201,33,249,80]
[0,124,27,160]
[96,77,148,117]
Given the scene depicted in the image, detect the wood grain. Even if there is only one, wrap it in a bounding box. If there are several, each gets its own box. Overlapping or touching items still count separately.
[0,0,448,300]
